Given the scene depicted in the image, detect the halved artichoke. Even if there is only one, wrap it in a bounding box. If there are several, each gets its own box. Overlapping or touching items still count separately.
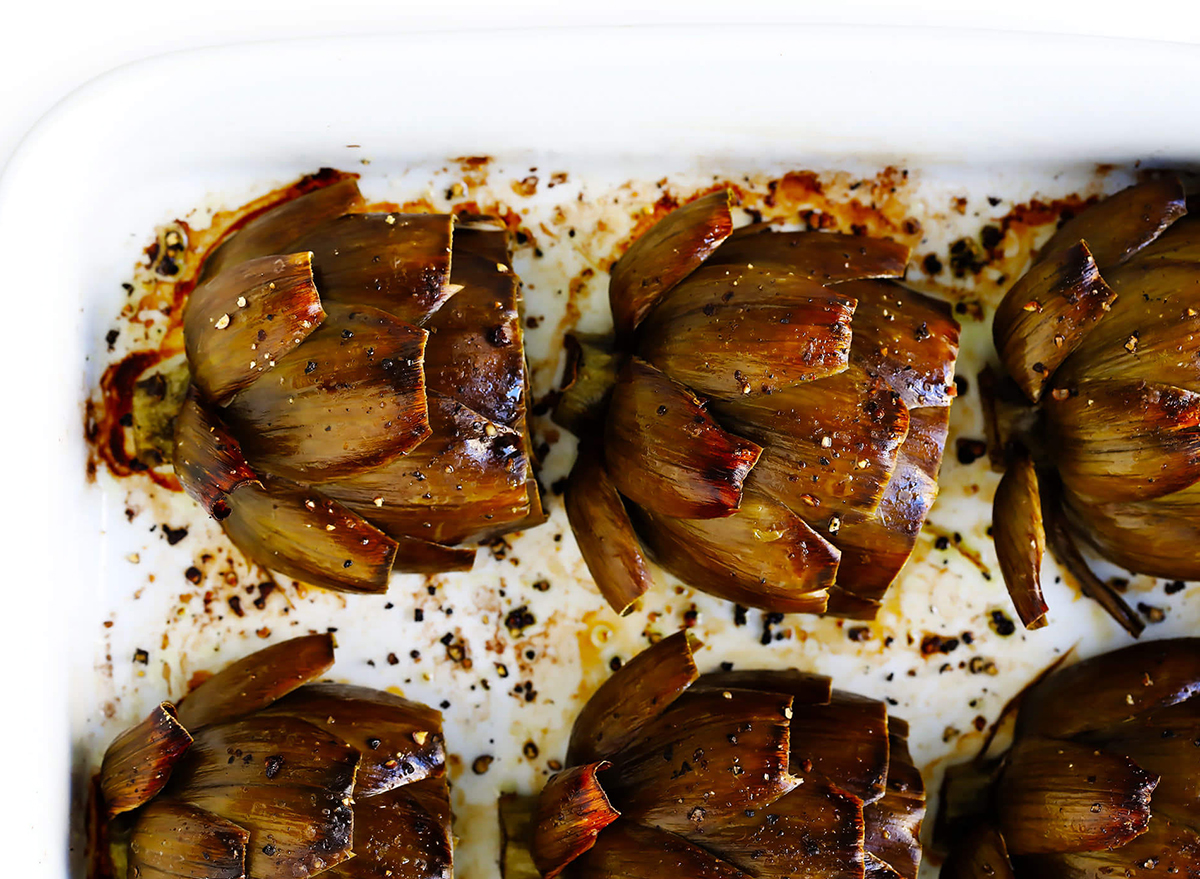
[502,631,926,879]
[989,177,1195,634]
[93,634,451,879]
[148,176,541,592]
[557,190,961,617]
[941,637,1200,879]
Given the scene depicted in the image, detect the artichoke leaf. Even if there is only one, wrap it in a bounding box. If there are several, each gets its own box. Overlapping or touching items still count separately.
[567,630,700,766]
[996,736,1157,856]
[993,452,1049,630]
[1040,176,1186,270]
[609,189,734,338]
[261,682,445,797]
[552,334,625,436]
[220,476,398,594]
[127,800,250,879]
[185,252,326,405]
[1016,637,1200,739]
[840,280,961,409]
[709,228,910,283]
[317,393,529,546]
[173,394,261,521]
[323,783,453,879]
[570,820,751,879]
[633,488,838,613]
[691,668,832,707]
[289,212,455,326]
[424,246,524,427]
[1015,814,1200,879]
[132,353,191,467]
[564,444,654,616]
[638,263,857,399]
[498,793,541,879]
[714,365,910,523]
[531,762,620,879]
[99,702,193,816]
[200,177,364,282]
[226,303,430,483]
[603,688,798,831]
[940,825,1017,879]
[787,691,891,806]
[175,633,335,730]
[164,715,360,879]
[992,241,1115,403]
[606,357,762,519]
[863,721,925,879]
[391,536,477,574]
[679,778,867,879]
[824,588,883,620]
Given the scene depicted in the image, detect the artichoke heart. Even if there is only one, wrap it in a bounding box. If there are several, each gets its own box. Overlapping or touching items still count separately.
[555,189,960,616]
[92,634,452,879]
[161,175,542,593]
[941,638,1200,879]
[989,177,1200,634]
[507,631,926,879]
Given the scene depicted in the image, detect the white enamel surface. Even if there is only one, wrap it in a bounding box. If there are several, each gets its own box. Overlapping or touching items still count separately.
[4,25,1200,879]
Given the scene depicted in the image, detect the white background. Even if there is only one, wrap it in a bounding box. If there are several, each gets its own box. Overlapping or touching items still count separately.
[6,0,1200,171]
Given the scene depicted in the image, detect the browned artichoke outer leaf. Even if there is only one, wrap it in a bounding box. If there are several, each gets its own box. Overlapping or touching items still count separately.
[220,476,398,594]
[317,393,529,546]
[787,691,890,805]
[993,452,1049,630]
[499,793,540,879]
[406,775,452,838]
[992,241,1115,403]
[863,722,924,879]
[100,702,193,816]
[605,357,762,519]
[633,489,837,613]
[289,212,455,326]
[226,303,430,483]
[323,783,452,879]
[680,778,866,879]
[838,280,961,409]
[940,824,1017,879]
[1046,380,1200,503]
[1056,259,1200,395]
[569,820,752,879]
[637,263,857,399]
[609,189,734,338]
[713,365,910,525]
[261,682,444,797]
[566,629,699,766]
[708,229,911,283]
[1040,177,1187,270]
[552,334,624,436]
[829,406,948,603]
[391,536,477,574]
[824,588,882,620]
[564,444,654,616]
[165,715,359,878]
[127,800,249,879]
[173,394,261,521]
[1079,696,1200,819]
[185,252,326,405]
[1017,638,1200,739]
[201,177,365,281]
[1013,813,1200,879]
[691,668,832,707]
[996,736,1157,855]
[603,687,797,832]
[175,633,335,730]
[453,221,511,264]
[531,762,620,879]
[423,249,524,427]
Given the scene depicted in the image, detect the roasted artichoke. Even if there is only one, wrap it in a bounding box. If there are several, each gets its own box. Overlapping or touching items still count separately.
[557,191,961,617]
[92,633,451,879]
[162,176,541,593]
[942,637,1200,879]
[990,177,1196,634]
[503,630,926,879]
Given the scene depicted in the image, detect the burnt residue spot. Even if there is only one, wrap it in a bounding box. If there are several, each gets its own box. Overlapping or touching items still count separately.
[264,755,284,779]
[505,605,535,633]
[106,330,120,351]
[956,438,988,465]
[949,237,988,278]
[184,565,203,584]
[921,634,960,656]
[1138,602,1167,624]
[734,604,748,626]
[133,648,149,665]
[472,755,494,774]
[761,611,784,645]
[162,524,188,545]
[922,253,944,276]
[228,596,244,617]
[989,609,1016,636]
[847,626,871,642]
[980,225,1004,251]
[1165,580,1187,595]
